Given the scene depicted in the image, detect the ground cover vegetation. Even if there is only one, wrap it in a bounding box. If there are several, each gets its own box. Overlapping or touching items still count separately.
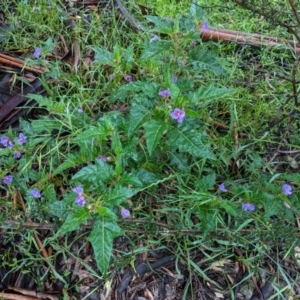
[0,0,300,299]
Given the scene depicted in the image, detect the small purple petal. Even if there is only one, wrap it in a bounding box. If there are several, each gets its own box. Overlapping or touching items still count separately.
[2,175,13,185]
[0,136,10,147]
[219,183,228,193]
[14,151,22,159]
[150,35,159,42]
[125,75,132,82]
[75,195,86,207]
[33,47,42,58]
[121,208,130,219]
[109,73,115,80]
[242,203,255,211]
[77,108,83,114]
[282,183,292,196]
[172,75,178,83]
[170,108,185,123]
[202,20,209,33]
[158,89,171,97]
[8,141,14,148]
[98,155,108,162]
[73,186,84,195]
[17,133,27,145]
[30,188,41,198]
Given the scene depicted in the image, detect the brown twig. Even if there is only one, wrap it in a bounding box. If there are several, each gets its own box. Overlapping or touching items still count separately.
[0,53,48,74]
[17,191,50,258]
[15,191,66,286]
[288,0,300,26]
[69,19,79,73]
[4,218,299,238]
[290,53,300,106]
[233,0,300,43]
[115,0,146,32]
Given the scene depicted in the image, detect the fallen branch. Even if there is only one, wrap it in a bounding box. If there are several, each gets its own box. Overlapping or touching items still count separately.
[0,53,48,74]
[199,26,300,53]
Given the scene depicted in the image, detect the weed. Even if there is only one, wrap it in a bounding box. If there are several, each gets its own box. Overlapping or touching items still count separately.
[1,0,300,298]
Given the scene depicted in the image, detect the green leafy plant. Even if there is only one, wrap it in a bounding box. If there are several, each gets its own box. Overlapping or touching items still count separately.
[1,3,299,287]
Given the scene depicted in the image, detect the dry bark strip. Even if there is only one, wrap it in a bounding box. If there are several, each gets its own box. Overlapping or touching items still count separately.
[0,294,40,300]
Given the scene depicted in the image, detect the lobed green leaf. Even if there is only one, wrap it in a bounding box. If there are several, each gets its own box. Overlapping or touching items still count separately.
[144,120,168,156]
[87,215,123,276]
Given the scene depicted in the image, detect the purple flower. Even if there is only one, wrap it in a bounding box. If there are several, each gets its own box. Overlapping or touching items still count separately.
[14,151,21,159]
[0,136,9,147]
[17,133,27,145]
[282,183,292,196]
[242,203,255,211]
[75,195,86,207]
[2,175,13,185]
[30,188,41,198]
[33,47,42,58]
[150,35,159,42]
[73,186,86,206]
[73,186,84,195]
[109,73,115,80]
[172,75,178,83]
[170,108,185,123]
[125,75,132,82]
[219,183,228,193]
[8,141,14,148]
[77,108,83,114]
[158,89,171,97]
[97,155,108,162]
[202,20,209,33]
[121,208,130,219]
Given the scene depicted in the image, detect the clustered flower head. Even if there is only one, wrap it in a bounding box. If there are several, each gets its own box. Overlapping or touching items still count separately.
[170,108,185,123]
[2,175,13,185]
[30,188,41,198]
[1,133,27,159]
[33,47,42,58]
[202,20,209,33]
[158,89,170,97]
[282,183,292,196]
[242,203,255,211]
[73,186,86,207]
[121,208,130,219]
[219,183,228,193]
